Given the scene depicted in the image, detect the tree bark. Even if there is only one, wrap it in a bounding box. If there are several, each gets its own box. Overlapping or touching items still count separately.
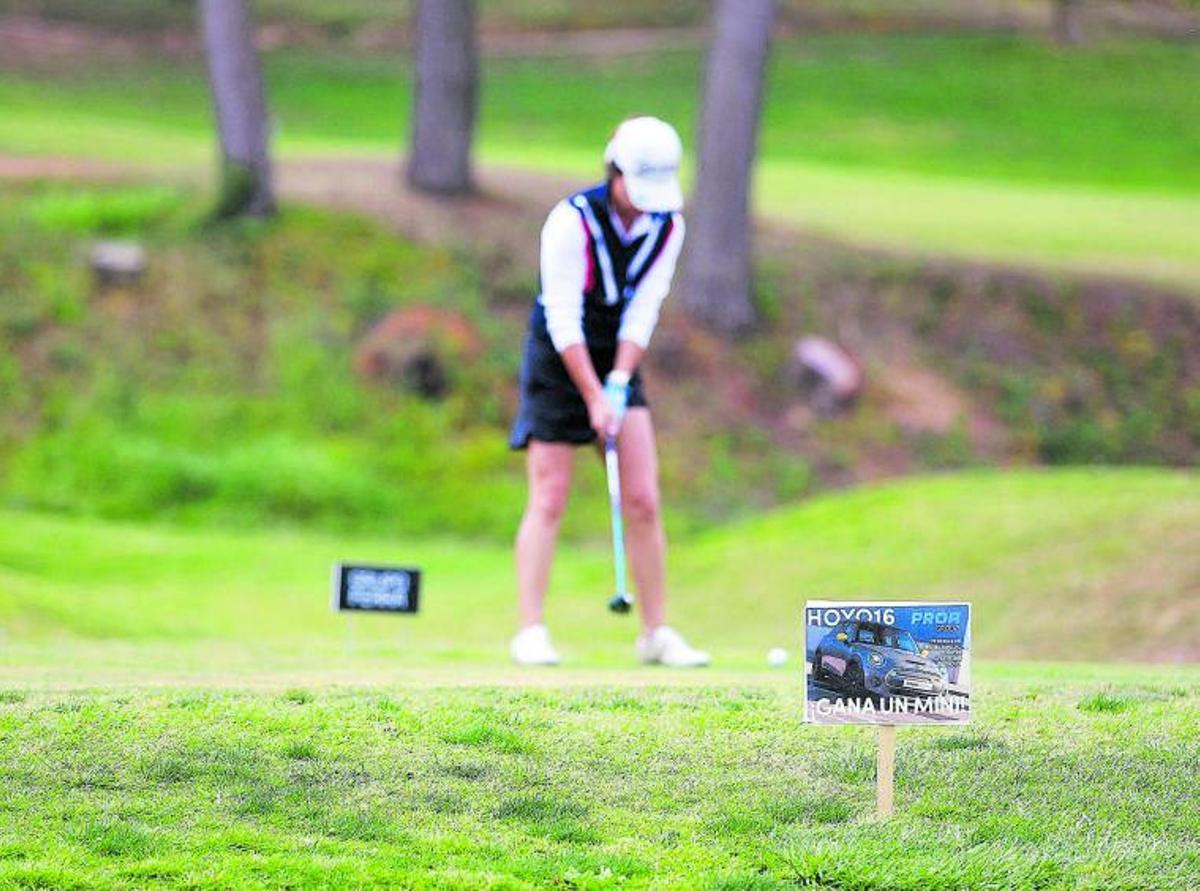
[199,0,275,218]
[681,0,776,335]
[408,0,478,195]
[1052,0,1084,46]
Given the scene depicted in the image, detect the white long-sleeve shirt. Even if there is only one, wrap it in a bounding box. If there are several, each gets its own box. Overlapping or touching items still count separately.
[538,200,685,352]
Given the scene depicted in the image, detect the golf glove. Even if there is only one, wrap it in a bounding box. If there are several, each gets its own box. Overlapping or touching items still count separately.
[604,370,630,427]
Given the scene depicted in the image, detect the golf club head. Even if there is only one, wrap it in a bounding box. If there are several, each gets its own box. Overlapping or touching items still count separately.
[608,592,634,614]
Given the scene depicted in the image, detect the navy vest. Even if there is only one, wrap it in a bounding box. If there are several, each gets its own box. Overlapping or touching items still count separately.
[535,182,676,348]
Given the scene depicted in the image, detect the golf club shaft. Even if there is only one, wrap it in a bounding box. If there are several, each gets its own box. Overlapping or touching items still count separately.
[604,435,629,606]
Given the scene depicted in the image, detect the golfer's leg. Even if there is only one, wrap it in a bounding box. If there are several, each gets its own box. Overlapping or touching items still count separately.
[617,409,667,632]
[515,441,574,628]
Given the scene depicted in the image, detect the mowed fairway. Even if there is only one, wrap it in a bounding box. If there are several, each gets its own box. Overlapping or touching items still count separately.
[3,468,1198,675]
[2,34,1198,289]
[1,470,1198,887]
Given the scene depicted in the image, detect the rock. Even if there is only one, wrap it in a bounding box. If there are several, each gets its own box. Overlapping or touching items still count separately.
[89,240,147,287]
[791,336,863,416]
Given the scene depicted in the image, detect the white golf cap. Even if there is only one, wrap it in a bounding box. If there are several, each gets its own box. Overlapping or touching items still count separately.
[603,116,684,213]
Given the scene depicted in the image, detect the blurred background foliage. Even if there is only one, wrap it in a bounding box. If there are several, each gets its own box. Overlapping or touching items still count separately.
[0,0,1197,541]
[2,176,1197,540]
[0,182,544,537]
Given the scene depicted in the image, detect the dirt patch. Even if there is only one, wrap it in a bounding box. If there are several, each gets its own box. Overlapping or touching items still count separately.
[277,157,569,262]
[4,2,1196,64]
[881,363,969,435]
[0,14,706,62]
[0,155,126,180]
[0,15,197,65]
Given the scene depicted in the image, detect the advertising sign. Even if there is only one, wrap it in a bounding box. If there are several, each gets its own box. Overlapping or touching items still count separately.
[332,564,420,613]
[804,601,971,725]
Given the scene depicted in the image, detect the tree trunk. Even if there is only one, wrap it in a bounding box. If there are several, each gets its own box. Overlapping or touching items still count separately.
[199,0,275,218]
[408,0,478,195]
[1052,0,1084,46]
[681,0,776,335]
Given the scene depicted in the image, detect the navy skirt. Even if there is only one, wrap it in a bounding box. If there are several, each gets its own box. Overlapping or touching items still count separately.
[509,307,648,450]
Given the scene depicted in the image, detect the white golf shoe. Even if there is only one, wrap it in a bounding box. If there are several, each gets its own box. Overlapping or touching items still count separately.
[636,626,710,667]
[510,624,561,666]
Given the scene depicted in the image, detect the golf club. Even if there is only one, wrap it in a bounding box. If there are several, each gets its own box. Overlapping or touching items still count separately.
[604,434,634,614]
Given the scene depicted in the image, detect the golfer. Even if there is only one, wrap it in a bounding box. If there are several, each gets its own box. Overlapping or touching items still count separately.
[509,116,709,668]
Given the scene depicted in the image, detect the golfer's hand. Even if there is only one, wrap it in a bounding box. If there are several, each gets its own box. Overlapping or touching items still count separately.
[587,393,618,439]
[603,375,629,428]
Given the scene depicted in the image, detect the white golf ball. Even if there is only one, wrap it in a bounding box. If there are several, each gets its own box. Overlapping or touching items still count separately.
[767,647,789,667]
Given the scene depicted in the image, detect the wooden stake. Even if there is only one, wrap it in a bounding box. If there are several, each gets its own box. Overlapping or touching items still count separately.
[344,612,358,660]
[876,724,896,818]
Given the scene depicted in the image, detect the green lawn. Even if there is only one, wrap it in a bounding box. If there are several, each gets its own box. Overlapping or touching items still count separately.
[1,470,1197,886]
[1,669,1197,889]
[3,26,1200,880]
[2,34,1198,288]
[3,468,1196,673]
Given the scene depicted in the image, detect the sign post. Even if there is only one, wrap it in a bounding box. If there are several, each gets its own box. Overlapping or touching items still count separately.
[876,724,896,818]
[804,600,972,818]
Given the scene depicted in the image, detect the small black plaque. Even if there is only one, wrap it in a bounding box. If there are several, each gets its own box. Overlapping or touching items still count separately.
[333,564,420,613]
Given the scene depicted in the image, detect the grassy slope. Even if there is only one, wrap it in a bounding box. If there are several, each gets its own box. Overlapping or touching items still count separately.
[1,34,1198,288]
[4,180,819,539]
[2,469,1196,672]
[0,183,552,537]
[5,178,1199,545]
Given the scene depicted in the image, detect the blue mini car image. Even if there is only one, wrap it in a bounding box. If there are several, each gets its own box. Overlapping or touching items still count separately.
[812,619,948,699]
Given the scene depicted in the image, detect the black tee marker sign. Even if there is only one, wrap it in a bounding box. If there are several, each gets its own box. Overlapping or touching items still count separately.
[332,564,420,613]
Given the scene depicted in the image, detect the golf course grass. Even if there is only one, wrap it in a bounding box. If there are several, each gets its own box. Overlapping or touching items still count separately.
[2,33,1198,289]
[1,470,1198,886]
[1,667,1196,889]
[3,468,1197,670]
[2,14,1199,885]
